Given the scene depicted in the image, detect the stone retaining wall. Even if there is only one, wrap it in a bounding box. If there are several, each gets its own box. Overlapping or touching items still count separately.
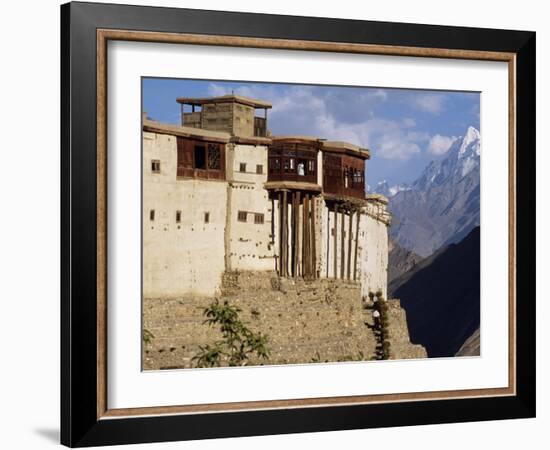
[143,271,425,370]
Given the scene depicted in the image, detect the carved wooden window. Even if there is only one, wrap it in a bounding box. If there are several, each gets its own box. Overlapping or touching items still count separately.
[256,164,263,174]
[177,137,225,180]
[254,213,264,224]
[207,143,221,170]
[239,162,247,173]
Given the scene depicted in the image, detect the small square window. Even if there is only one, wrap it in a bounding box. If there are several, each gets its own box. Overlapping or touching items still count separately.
[149,210,155,221]
[254,213,264,224]
[176,210,181,223]
[239,163,247,172]
[256,164,263,174]
[204,212,210,224]
[151,160,161,173]
[238,211,247,222]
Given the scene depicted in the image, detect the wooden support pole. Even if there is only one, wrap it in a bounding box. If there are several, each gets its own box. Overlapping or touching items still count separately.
[311,196,317,279]
[347,209,353,280]
[303,194,310,278]
[289,192,294,277]
[326,208,330,278]
[292,192,300,277]
[333,204,338,278]
[282,190,288,277]
[277,191,282,275]
[353,209,361,281]
[340,206,345,279]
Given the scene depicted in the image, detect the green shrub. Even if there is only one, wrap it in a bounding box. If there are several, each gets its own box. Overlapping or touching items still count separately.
[192,299,270,368]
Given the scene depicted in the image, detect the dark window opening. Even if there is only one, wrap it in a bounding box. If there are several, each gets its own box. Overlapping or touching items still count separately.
[239,162,247,173]
[149,210,155,221]
[238,211,247,222]
[151,159,161,173]
[194,145,206,169]
[204,212,210,223]
[270,158,280,173]
[254,213,264,224]
[176,211,181,223]
[207,143,221,170]
[256,164,263,174]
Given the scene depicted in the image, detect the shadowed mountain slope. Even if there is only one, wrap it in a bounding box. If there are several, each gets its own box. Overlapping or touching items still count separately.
[389,227,480,358]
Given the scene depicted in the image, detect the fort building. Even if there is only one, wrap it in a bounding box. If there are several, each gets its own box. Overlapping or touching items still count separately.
[143,94,391,299]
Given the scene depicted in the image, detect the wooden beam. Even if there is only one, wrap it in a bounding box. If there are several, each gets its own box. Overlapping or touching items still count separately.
[354,209,361,281]
[311,196,317,279]
[333,204,338,278]
[347,209,354,280]
[290,192,295,277]
[281,190,288,277]
[326,207,330,278]
[303,194,310,278]
[278,191,283,276]
[292,192,300,277]
[340,207,345,279]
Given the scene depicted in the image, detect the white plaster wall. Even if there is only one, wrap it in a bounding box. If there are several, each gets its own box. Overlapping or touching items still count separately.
[319,200,388,298]
[226,144,275,271]
[358,206,389,298]
[143,132,227,297]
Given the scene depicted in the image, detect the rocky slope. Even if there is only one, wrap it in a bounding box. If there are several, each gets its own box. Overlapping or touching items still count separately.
[455,328,480,356]
[388,239,423,283]
[390,227,480,358]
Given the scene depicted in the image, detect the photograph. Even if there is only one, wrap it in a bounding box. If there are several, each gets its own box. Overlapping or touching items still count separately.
[141,79,481,370]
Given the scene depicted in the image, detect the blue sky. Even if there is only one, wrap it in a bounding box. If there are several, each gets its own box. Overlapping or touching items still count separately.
[143,78,480,186]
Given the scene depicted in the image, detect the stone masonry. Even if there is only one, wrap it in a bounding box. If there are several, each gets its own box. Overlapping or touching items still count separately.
[143,271,425,370]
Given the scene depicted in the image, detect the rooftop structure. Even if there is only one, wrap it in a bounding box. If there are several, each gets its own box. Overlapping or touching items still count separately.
[177,94,272,138]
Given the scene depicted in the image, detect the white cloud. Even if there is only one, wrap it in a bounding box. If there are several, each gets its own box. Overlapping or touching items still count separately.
[427,134,457,155]
[206,82,431,161]
[412,93,446,114]
[370,89,388,101]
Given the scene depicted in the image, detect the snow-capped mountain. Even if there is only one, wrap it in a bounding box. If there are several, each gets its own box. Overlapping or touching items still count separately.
[374,180,411,198]
[381,126,481,257]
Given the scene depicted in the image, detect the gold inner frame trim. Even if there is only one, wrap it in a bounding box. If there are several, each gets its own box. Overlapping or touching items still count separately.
[96,28,517,420]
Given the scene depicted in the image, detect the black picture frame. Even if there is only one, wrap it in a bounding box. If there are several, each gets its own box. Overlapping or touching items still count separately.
[61,1,535,447]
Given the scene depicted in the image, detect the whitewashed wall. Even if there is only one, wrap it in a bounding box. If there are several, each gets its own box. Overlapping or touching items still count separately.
[225,144,275,271]
[142,132,227,297]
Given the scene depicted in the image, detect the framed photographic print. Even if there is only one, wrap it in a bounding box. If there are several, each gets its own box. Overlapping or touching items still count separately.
[61,1,536,447]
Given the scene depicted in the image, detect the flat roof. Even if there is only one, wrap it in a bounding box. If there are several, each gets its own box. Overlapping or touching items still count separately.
[322,141,371,160]
[176,94,272,109]
[271,135,321,143]
[143,119,231,143]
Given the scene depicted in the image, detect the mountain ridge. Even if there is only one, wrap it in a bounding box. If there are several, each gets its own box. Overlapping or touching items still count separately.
[374,126,480,257]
